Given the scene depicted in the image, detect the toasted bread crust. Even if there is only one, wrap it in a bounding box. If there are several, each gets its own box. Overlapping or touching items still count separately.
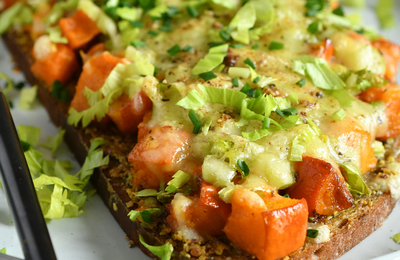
[2,31,398,260]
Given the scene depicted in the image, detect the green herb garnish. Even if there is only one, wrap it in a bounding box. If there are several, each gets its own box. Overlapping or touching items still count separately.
[244,58,256,70]
[232,77,239,87]
[237,159,250,176]
[296,78,306,87]
[189,109,202,134]
[307,229,319,238]
[199,71,217,81]
[131,40,146,48]
[167,44,181,56]
[269,41,284,50]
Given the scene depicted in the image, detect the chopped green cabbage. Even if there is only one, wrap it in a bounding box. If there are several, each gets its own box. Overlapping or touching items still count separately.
[165,170,192,192]
[0,2,24,35]
[18,85,38,110]
[293,56,345,90]
[45,0,79,25]
[40,128,66,156]
[391,232,400,243]
[0,247,6,254]
[242,129,271,141]
[47,26,68,44]
[331,108,347,121]
[139,235,173,260]
[289,124,320,161]
[17,125,41,147]
[376,0,395,29]
[192,44,228,75]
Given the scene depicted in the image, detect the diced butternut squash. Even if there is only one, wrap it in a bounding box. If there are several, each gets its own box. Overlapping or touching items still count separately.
[199,181,231,221]
[59,10,100,50]
[311,38,334,61]
[223,188,308,260]
[359,84,400,140]
[128,126,194,189]
[286,156,353,217]
[70,52,123,112]
[107,91,153,134]
[372,39,400,82]
[31,43,78,88]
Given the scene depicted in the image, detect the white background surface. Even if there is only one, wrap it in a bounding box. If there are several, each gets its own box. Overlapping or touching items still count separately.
[1,1,400,259]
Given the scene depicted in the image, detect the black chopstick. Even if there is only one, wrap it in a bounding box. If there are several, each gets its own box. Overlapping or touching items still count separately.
[0,92,57,260]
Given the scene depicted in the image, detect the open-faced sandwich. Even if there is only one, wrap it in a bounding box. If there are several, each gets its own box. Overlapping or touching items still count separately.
[1,0,400,259]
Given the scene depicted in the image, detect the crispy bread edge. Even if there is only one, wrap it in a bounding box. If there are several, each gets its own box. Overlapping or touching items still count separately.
[2,32,398,260]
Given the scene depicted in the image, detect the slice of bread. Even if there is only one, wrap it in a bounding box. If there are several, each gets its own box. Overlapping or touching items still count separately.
[3,30,399,260]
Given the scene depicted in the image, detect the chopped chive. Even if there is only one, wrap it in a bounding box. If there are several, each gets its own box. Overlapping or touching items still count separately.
[262,116,270,129]
[283,194,290,198]
[131,40,146,48]
[130,20,144,28]
[230,43,244,49]
[189,109,202,134]
[296,78,306,87]
[220,28,231,42]
[140,210,153,223]
[51,80,63,99]
[306,229,319,238]
[252,43,259,49]
[60,89,69,103]
[209,42,224,48]
[232,77,239,87]
[244,58,256,70]
[254,88,262,98]
[186,5,199,18]
[167,6,180,17]
[237,159,250,176]
[153,66,158,76]
[247,88,256,97]
[332,5,344,16]
[104,6,118,20]
[281,107,298,116]
[182,45,193,52]
[307,21,319,34]
[269,41,284,50]
[275,108,285,118]
[20,140,31,152]
[148,30,159,36]
[8,100,13,108]
[15,81,25,90]
[240,83,251,94]
[253,76,260,83]
[199,71,217,81]
[167,44,181,56]
[158,25,172,31]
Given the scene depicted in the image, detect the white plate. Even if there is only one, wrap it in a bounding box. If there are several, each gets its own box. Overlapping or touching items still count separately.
[1,1,400,259]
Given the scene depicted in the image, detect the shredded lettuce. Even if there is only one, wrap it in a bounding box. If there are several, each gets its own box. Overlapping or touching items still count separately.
[116,7,142,21]
[192,44,228,75]
[47,26,68,44]
[391,232,400,243]
[40,128,66,156]
[176,84,247,110]
[293,56,345,90]
[118,20,140,47]
[289,124,320,161]
[242,129,271,141]
[0,2,24,35]
[18,128,108,220]
[136,189,160,197]
[77,138,109,186]
[210,0,237,9]
[229,2,256,44]
[229,0,274,44]
[45,0,79,25]
[17,125,41,147]
[0,73,14,94]
[376,0,395,29]
[139,235,173,260]
[0,247,6,254]
[331,108,346,121]
[165,170,191,192]
[340,162,370,196]
[18,85,38,110]
[329,89,355,108]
